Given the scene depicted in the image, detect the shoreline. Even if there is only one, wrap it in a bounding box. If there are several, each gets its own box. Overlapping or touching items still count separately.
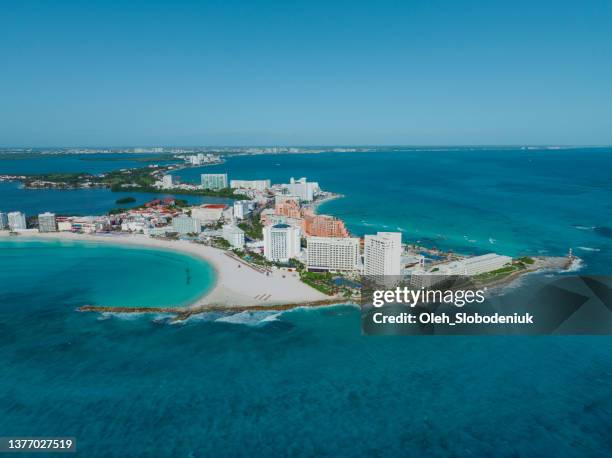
[0,231,330,309]
[308,192,344,214]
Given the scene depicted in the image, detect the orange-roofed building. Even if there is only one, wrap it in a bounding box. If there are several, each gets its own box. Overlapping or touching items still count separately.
[303,211,349,238]
[275,200,302,219]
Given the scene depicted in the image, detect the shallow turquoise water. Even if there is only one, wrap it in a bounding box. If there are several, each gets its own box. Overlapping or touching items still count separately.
[0,239,215,307]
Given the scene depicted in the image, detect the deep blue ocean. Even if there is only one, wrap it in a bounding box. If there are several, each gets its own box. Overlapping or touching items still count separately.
[1,149,611,456]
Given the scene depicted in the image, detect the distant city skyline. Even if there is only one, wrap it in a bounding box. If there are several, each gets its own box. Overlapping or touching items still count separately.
[2,0,611,147]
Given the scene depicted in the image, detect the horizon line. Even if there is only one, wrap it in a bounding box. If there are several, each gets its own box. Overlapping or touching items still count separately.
[2,144,612,150]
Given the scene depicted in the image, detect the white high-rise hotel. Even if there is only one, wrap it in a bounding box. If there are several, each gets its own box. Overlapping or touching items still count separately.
[230,179,271,192]
[364,232,402,276]
[201,173,228,190]
[0,212,8,230]
[233,201,252,220]
[7,212,27,231]
[283,177,319,202]
[38,212,57,232]
[221,224,245,249]
[263,223,301,263]
[306,237,361,272]
[161,175,173,189]
[172,215,200,235]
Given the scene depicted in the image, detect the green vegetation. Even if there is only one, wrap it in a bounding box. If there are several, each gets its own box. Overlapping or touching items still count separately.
[19,167,248,200]
[104,167,158,189]
[212,237,231,249]
[23,172,95,187]
[516,256,535,265]
[232,249,273,267]
[15,164,249,200]
[238,218,264,240]
[473,264,522,282]
[107,197,192,215]
[115,196,136,204]
[287,259,306,271]
[299,271,336,295]
[113,185,248,200]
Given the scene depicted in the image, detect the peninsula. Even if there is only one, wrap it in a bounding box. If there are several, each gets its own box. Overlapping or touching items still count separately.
[0,167,577,319]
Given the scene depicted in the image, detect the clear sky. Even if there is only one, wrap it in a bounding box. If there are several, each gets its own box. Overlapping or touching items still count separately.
[1,0,611,147]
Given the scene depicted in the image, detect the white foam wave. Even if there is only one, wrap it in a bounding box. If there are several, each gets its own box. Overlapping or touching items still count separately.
[99,311,149,321]
[577,246,600,252]
[565,257,585,273]
[215,311,281,326]
[573,225,595,231]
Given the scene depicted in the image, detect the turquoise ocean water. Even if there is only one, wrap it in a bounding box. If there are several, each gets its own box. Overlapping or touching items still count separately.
[175,148,612,273]
[1,149,611,456]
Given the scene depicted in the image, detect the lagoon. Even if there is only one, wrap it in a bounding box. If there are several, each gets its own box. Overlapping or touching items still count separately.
[0,238,216,307]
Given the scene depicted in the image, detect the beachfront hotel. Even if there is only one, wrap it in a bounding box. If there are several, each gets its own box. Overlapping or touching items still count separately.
[233,201,252,220]
[263,223,301,263]
[302,210,349,238]
[0,212,8,230]
[306,237,361,272]
[201,173,228,190]
[38,212,57,232]
[364,232,403,277]
[281,177,319,202]
[447,253,513,276]
[161,174,174,189]
[275,199,302,219]
[222,224,246,249]
[191,204,228,225]
[409,253,513,288]
[7,211,27,231]
[172,215,200,235]
[230,179,271,192]
[274,201,349,238]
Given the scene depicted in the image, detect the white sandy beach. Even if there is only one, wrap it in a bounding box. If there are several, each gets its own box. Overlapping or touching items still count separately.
[0,231,329,308]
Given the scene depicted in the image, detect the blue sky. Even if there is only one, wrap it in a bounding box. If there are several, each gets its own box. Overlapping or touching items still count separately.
[1,0,611,146]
